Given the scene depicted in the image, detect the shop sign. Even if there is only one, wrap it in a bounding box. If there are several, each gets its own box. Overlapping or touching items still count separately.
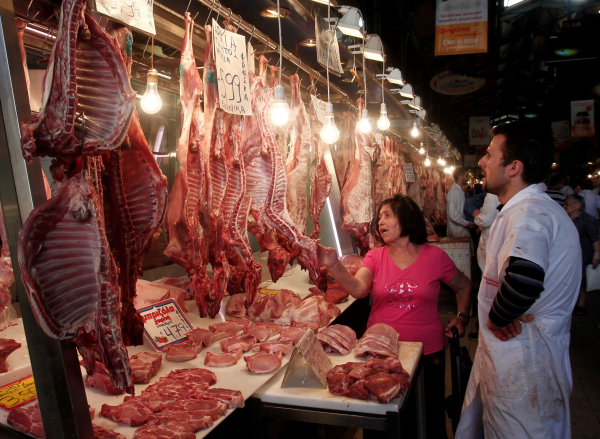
[430,72,485,95]
[434,0,487,56]
[138,299,194,351]
[571,100,595,138]
[315,12,343,76]
[93,0,155,35]
[469,116,491,145]
[311,95,327,124]
[404,163,416,182]
[282,329,332,388]
[212,19,252,116]
[0,375,36,411]
[552,120,571,150]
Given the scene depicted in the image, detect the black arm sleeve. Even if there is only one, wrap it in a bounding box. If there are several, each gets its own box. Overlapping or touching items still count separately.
[489,257,545,328]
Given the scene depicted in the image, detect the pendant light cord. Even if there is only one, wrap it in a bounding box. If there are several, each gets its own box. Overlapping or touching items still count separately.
[277,0,282,85]
[151,35,154,70]
[326,2,331,103]
[381,58,384,104]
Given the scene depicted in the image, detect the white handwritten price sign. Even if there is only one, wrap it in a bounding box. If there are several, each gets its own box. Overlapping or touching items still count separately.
[212,19,252,116]
[295,329,333,386]
[137,299,194,351]
[93,0,156,35]
[311,95,327,125]
[404,163,416,183]
[0,375,36,411]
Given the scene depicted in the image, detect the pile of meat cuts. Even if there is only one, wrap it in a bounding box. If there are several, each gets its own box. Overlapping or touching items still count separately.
[326,323,411,403]
[0,201,15,328]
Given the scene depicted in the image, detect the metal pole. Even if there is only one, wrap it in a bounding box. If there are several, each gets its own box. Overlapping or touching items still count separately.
[0,0,93,437]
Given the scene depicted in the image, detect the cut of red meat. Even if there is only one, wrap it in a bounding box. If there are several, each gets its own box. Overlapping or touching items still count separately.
[204,348,243,367]
[247,293,286,322]
[366,356,408,377]
[186,328,214,346]
[146,410,213,432]
[133,420,196,439]
[166,368,217,386]
[354,323,399,359]
[278,327,306,345]
[316,324,356,356]
[162,399,227,422]
[244,351,282,374]
[211,331,230,341]
[276,296,339,328]
[225,293,247,318]
[243,325,270,342]
[130,352,162,384]
[327,373,354,396]
[348,366,372,380]
[195,388,244,408]
[208,321,238,336]
[0,338,21,373]
[100,398,153,427]
[256,322,283,332]
[18,172,133,394]
[124,393,176,413]
[164,340,203,362]
[226,317,252,330]
[339,255,364,276]
[7,403,45,438]
[252,339,294,355]
[345,380,370,400]
[93,423,126,439]
[363,372,409,404]
[85,361,125,395]
[220,334,256,353]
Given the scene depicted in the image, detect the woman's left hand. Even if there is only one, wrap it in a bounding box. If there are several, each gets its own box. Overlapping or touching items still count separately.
[445,318,466,338]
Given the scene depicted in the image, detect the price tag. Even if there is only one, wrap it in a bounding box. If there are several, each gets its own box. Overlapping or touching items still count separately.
[404,163,416,183]
[258,288,279,295]
[311,95,327,125]
[138,299,194,351]
[295,329,333,386]
[0,375,37,411]
[93,0,155,35]
[213,19,252,116]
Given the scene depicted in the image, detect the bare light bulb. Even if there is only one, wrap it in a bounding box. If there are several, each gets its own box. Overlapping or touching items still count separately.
[271,85,290,126]
[377,103,390,131]
[444,167,450,174]
[589,174,593,178]
[359,109,371,133]
[140,69,162,114]
[424,156,431,166]
[437,156,446,166]
[418,143,425,155]
[411,120,419,137]
[320,102,340,144]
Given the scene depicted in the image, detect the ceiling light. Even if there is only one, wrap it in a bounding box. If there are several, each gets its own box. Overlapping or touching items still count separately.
[320,102,340,144]
[386,68,405,86]
[311,0,336,5]
[424,156,431,166]
[363,34,384,62]
[411,120,419,137]
[588,174,593,178]
[337,6,364,39]
[438,156,446,166]
[299,39,317,47]
[377,103,390,131]
[260,7,291,18]
[270,1,290,127]
[398,83,414,100]
[359,109,371,133]
[419,143,425,154]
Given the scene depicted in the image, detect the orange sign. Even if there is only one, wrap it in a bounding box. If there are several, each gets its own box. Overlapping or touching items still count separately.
[435,0,488,56]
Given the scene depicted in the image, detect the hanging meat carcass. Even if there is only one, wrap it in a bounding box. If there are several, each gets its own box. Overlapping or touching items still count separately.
[18,171,133,394]
[0,202,14,321]
[340,98,377,254]
[372,135,391,211]
[307,80,332,240]
[20,0,135,177]
[285,74,311,234]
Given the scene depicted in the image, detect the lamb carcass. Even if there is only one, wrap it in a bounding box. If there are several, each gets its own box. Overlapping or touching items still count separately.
[18,173,133,393]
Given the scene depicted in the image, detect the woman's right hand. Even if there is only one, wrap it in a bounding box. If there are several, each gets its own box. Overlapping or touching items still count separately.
[317,244,339,269]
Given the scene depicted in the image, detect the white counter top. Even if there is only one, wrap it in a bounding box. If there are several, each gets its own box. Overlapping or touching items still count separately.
[253,341,423,416]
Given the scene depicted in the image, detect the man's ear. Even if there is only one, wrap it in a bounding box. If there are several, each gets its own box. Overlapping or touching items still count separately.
[507,160,523,178]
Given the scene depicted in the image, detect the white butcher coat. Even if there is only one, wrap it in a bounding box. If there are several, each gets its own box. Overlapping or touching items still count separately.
[455,184,581,439]
[474,193,500,273]
[446,183,470,238]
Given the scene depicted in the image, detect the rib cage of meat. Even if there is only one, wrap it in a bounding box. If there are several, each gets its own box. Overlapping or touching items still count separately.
[18,171,133,393]
[20,0,135,167]
[307,84,332,240]
[372,136,391,211]
[330,111,356,190]
[340,98,376,254]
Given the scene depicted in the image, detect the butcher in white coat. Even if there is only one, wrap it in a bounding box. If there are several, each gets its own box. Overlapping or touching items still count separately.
[447,167,475,237]
[455,121,581,439]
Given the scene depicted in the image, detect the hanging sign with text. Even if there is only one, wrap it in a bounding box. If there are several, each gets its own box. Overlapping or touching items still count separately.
[138,299,194,351]
[213,19,252,116]
[404,163,416,182]
[435,0,487,56]
[315,12,343,76]
[93,0,155,35]
[311,95,327,124]
[0,375,37,411]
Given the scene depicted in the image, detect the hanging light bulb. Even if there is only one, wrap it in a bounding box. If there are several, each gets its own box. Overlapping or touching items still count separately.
[271,85,290,126]
[418,142,425,155]
[424,155,431,166]
[141,68,162,114]
[377,103,390,131]
[359,109,371,133]
[449,165,455,173]
[320,102,340,144]
[411,120,419,137]
[437,156,446,166]
[444,167,450,174]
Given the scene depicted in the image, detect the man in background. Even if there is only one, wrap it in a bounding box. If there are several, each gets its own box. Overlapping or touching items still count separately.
[447,167,476,237]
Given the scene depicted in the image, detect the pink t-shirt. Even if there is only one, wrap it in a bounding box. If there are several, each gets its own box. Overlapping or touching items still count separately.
[362,244,456,355]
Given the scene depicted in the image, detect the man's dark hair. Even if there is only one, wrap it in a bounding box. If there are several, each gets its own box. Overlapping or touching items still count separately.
[580,179,593,191]
[492,121,555,185]
[549,174,562,187]
[373,195,427,245]
[452,166,466,182]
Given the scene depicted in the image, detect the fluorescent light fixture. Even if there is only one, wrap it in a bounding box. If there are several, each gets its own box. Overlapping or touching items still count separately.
[363,34,384,62]
[505,0,525,6]
[311,0,337,5]
[337,6,364,39]
[386,68,405,86]
[397,83,414,99]
[326,197,343,257]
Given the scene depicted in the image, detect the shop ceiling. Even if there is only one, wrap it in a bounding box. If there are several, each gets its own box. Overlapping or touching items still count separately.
[16,0,600,155]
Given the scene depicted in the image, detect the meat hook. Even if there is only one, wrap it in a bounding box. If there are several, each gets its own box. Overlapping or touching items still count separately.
[235,16,242,33]
[204,0,216,27]
[26,0,39,20]
[185,0,193,13]
[142,35,152,60]
[225,10,232,29]
[295,60,301,75]
[261,41,269,56]
[193,11,200,20]
[248,26,256,45]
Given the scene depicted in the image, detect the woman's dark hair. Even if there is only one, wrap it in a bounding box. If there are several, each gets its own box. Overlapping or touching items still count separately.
[492,121,554,185]
[372,195,427,245]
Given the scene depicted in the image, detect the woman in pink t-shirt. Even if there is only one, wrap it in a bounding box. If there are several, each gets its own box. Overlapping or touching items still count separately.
[319,194,471,439]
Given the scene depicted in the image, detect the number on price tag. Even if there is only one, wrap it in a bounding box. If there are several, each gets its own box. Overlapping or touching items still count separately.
[0,375,37,411]
[137,299,194,351]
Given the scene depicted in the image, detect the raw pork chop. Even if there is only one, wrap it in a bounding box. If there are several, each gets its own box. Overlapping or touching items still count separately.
[354,323,399,359]
[93,423,126,439]
[166,368,217,386]
[220,334,256,353]
[243,325,270,342]
[208,321,238,336]
[164,340,203,362]
[130,352,162,384]
[186,327,213,346]
[275,296,340,328]
[195,388,244,408]
[253,339,294,355]
[225,293,247,318]
[363,372,410,404]
[204,348,243,367]
[0,338,21,372]
[316,324,357,355]
[133,420,196,439]
[277,327,307,345]
[18,173,133,393]
[244,351,282,374]
[226,317,252,329]
[100,398,153,427]
[7,403,45,438]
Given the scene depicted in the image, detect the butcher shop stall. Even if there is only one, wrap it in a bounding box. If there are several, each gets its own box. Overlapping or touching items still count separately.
[0,0,461,437]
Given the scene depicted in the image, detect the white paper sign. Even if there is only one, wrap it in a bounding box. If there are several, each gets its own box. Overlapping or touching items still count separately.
[315,13,343,76]
[311,95,327,125]
[248,42,256,75]
[404,163,416,182]
[295,329,333,386]
[469,116,491,145]
[137,299,194,351]
[93,0,155,35]
[213,19,252,116]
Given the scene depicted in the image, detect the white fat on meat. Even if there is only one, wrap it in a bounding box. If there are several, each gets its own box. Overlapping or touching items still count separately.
[316,325,357,356]
[130,352,162,384]
[354,323,399,358]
